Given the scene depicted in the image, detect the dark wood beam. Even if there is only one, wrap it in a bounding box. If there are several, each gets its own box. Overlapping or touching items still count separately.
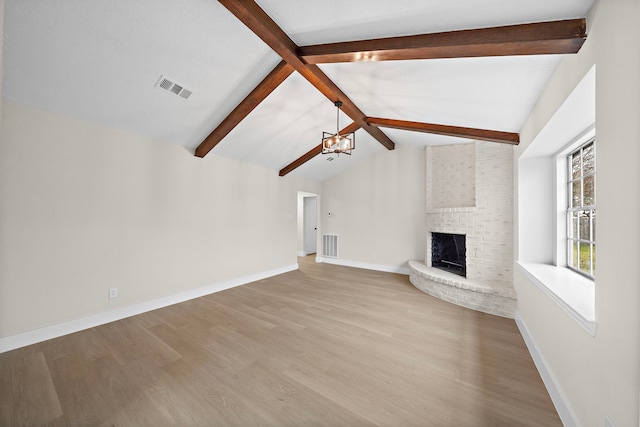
[298,19,587,63]
[367,117,519,145]
[279,145,322,177]
[218,0,395,151]
[195,61,294,158]
[279,123,360,177]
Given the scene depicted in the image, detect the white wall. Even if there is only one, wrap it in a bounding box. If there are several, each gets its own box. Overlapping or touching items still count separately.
[0,0,4,143]
[0,100,320,340]
[515,0,640,425]
[517,156,554,264]
[320,144,424,272]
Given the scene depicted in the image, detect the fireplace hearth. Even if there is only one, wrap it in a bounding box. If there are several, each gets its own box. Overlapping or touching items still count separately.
[431,232,466,277]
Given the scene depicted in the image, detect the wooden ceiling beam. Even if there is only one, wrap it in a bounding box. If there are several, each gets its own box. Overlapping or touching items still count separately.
[298,19,587,63]
[279,122,360,177]
[367,117,519,145]
[218,0,395,151]
[195,60,294,158]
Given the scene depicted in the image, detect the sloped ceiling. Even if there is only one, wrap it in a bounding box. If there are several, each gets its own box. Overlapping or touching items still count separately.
[3,0,594,181]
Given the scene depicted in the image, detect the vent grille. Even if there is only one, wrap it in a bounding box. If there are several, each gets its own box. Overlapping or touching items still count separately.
[169,84,183,95]
[322,234,338,258]
[155,75,192,100]
[178,88,192,100]
[158,78,173,90]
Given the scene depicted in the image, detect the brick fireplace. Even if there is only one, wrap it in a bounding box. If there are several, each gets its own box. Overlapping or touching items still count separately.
[409,142,517,318]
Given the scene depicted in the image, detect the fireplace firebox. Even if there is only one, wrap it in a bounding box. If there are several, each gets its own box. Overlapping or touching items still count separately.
[431,232,466,277]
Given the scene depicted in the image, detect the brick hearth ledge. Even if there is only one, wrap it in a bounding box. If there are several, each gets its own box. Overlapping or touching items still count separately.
[408,260,517,318]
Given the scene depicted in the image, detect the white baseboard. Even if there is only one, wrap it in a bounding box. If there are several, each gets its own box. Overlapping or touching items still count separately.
[0,264,298,353]
[515,312,579,427]
[316,257,410,275]
[297,251,306,257]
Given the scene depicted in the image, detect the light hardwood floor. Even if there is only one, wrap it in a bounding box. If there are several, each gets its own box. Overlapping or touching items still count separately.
[0,256,561,426]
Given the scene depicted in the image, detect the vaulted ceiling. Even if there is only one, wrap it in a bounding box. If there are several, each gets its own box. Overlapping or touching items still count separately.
[3,0,594,181]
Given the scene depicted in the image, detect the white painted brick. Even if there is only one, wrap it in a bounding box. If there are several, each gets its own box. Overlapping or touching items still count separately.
[443,295,459,304]
[424,142,514,294]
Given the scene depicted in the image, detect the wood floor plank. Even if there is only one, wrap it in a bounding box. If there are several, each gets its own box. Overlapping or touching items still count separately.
[0,255,561,426]
[10,351,62,426]
[0,351,15,425]
[229,302,307,332]
[242,360,378,426]
[118,356,219,426]
[161,358,263,427]
[94,317,182,367]
[46,350,124,425]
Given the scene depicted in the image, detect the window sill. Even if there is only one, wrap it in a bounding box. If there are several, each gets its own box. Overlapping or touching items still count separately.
[517,261,596,336]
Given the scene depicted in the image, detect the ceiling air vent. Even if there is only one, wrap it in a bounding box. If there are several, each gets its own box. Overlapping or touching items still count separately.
[155,75,192,100]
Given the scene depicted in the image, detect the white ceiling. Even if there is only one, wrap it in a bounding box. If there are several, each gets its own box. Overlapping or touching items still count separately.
[3,0,594,181]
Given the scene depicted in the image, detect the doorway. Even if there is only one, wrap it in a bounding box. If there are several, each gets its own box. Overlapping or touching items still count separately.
[303,196,317,255]
[297,191,318,257]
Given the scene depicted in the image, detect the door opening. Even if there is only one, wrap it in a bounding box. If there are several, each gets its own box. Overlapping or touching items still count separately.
[303,196,317,255]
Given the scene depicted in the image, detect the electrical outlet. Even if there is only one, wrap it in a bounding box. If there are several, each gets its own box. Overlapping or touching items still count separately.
[108,288,118,299]
[604,416,615,427]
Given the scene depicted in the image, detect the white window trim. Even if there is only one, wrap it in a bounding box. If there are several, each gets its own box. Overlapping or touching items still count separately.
[565,139,596,279]
[554,126,596,269]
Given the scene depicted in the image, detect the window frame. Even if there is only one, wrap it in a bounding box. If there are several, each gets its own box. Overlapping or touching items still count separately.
[566,139,596,279]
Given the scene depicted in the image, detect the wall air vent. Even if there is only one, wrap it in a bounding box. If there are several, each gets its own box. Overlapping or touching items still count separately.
[322,234,338,258]
[155,75,192,100]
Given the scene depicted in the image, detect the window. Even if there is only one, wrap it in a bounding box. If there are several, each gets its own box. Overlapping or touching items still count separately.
[516,66,596,335]
[567,140,595,278]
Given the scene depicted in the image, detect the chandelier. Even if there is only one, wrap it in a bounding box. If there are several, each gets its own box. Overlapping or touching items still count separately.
[322,101,355,155]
